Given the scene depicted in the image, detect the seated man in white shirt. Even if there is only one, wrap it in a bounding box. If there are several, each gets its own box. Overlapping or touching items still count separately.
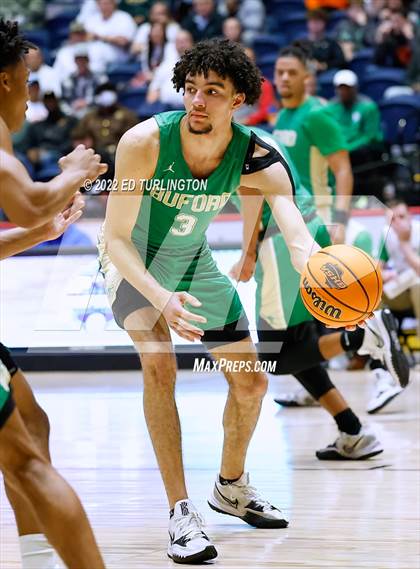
[84,0,137,68]
[380,199,420,336]
[146,29,193,106]
[25,48,62,97]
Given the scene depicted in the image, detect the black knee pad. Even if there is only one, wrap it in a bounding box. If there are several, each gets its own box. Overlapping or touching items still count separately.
[294,366,335,400]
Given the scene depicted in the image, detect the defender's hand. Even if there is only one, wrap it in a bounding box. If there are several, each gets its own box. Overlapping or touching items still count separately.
[59,144,108,182]
[38,192,85,241]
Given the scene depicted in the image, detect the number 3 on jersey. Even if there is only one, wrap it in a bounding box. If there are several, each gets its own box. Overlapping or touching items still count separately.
[170,213,198,237]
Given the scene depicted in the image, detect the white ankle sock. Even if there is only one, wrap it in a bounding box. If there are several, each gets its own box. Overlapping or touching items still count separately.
[19,534,64,569]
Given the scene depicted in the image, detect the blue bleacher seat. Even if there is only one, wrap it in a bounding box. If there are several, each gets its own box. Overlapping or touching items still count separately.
[257,54,277,83]
[24,29,50,51]
[107,63,142,87]
[361,67,407,102]
[118,86,147,111]
[317,68,339,100]
[379,95,420,145]
[46,10,79,49]
[268,12,307,39]
[252,34,287,60]
[349,48,375,79]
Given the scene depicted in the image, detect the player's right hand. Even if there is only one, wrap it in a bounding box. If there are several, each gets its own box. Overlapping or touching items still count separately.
[59,144,108,181]
[162,292,207,342]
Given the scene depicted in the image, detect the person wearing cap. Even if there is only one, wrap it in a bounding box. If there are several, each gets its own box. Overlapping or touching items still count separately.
[71,82,138,169]
[53,21,103,82]
[326,69,383,170]
[62,47,108,118]
[25,74,48,123]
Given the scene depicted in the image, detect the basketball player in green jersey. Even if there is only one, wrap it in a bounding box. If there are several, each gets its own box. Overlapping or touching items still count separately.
[230,130,407,459]
[0,19,106,569]
[99,38,374,563]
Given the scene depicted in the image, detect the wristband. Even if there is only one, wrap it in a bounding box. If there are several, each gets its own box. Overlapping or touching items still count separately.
[332,209,349,225]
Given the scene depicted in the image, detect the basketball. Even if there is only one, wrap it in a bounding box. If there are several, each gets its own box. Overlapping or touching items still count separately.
[300,244,383,328]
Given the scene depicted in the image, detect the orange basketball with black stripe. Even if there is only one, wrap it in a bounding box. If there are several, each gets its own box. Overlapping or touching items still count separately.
[300,244,383,328]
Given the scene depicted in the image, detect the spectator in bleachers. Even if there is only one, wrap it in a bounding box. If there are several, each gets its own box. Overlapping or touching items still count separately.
[53,21,103,83]
[146,29,194,106]
[61,47,108,118]
[23,92,77,171]
[374,9,414,67]
[84,0,137,69]
[218,0,265,44]
[25,76,48,123]
[131,2,180,57]
[222,17,242,43]
[306,10,346,71]
[182,0,224,42]
[234,47,275,125]
[327,69,383,169]
[119,0,154,25]
[141,22,169,80]
[72,82,138,157]
[131,21,171,86]
[0,0,45,31]
[25,47,62,97]
[334,0,375,59]
[379,198,420,336]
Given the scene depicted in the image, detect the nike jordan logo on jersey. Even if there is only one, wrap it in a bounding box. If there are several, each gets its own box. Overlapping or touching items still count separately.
[164,162,175,173]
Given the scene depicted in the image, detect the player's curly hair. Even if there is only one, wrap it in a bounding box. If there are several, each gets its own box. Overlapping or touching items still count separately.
[172,39,262,105]
[0,19,35,72]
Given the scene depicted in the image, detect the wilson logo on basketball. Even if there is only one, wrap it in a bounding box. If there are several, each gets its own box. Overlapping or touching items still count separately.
[320,263,347,290]
[302,278,342,320]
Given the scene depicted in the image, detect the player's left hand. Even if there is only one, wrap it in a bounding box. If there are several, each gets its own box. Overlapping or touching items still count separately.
[229,253,256,282]
[40,192,85,241]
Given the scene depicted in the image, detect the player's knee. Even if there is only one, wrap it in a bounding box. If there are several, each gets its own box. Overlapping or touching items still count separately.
[231,372,268,401]
[7,454,49,489]
[142,352,177,390]
[23,404,50,446]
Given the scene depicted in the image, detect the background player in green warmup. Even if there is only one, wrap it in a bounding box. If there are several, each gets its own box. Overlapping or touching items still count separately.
[273,42,353,243]
[98,39,376,564]
[230,130,407,459]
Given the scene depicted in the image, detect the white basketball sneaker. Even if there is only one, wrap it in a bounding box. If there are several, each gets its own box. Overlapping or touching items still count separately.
[316,427,383,460]
[357,308,410,388]
[208,472,288,528]
[367,368,403,414]
[168,500,217,564]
